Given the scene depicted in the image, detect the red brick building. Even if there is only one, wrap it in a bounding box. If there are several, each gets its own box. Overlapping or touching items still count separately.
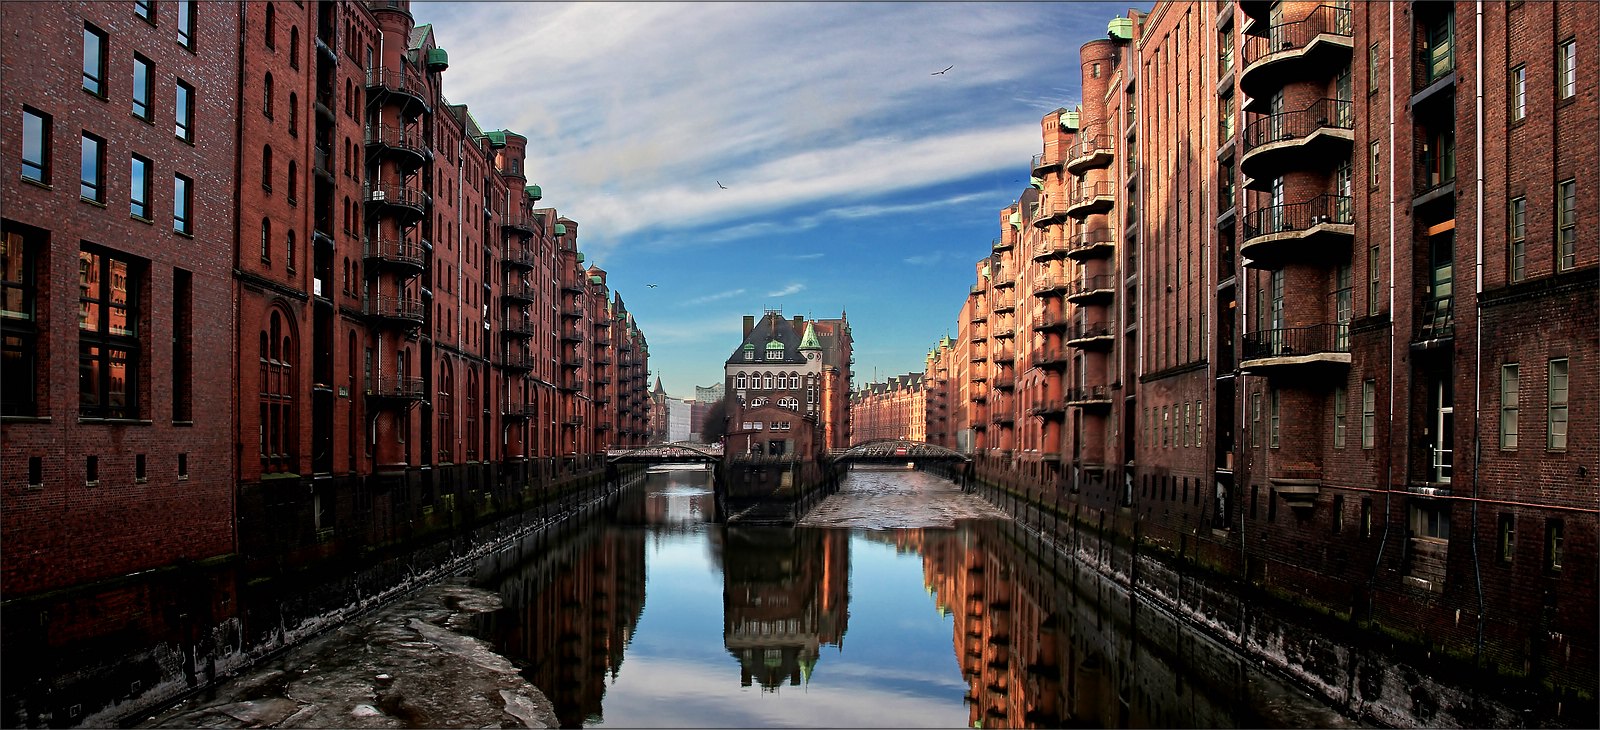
[929,0,1596,705]
[849,373,927,444]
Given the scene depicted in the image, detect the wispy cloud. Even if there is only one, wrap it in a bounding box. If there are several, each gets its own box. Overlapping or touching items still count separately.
[766,283,806,297]
[784,252,825,260]
[904,252,954,266]
[681,288,746,306]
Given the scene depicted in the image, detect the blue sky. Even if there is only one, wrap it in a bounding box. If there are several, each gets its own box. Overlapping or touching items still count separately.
[414,1,1129,398]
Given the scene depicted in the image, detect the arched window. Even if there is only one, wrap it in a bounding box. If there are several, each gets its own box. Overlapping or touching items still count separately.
[260,218,271,262]
[264,3,276,49]
[260,309,296,472]
[465,367,479,460]
[288,92,298,136]
[344,78,352,118]
[263,73,274,118]
[764,374,774,390]
[287,160,298,202]
[341,197,349,234]
[289,26,299,69]
[261,144,272,190]
[437,359,453,463]
[735,374,747,389]
[286,230,296,272]
[347,331,358,470]
[342,257,350,293]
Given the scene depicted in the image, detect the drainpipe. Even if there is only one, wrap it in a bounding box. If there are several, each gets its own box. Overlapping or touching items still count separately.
[231,0,248,557]
[1369,3,1398,621]
[1470,0,1487,663]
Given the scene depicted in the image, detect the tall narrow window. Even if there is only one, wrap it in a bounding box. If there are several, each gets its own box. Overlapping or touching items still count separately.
[1509,196,1527,281]
[287,160,298,203]
[21,108,50,184]
[1219,25,1234,75]
[1361,380,1376,449]
[260,219,271,263]
[286,230,296,272]
[1334,263,1352,349]
[1547,359,1568,451]
[1250,391,1262,448]
[1556,179,1576,271]
[1557,39,1576,100]
[1367,245,1381,315]
[1500,363,1518,450]
[290,27,300,69]
[175,80,194,141]
[83,23,107,96]
[262,145,273,190]
[1368,141,1380,188]
[260,310,296,471]
[264,3,276,49]
[288,92,298,136]
[173,173,192,234]
[78,247,142,419]
[1546,520,1564,571]
[1333,385,1347,448]
[263,73,274,119]
[173,268,192,421]
[80,132,104,202]
[1,223,40,417]
[133,55,153,120]
[1268,390,1280,448]
[135,0,154,22]
[1510,65,1526,122]
[1367,42,1380,91]
[1497,514,1515,564]
[1218,93,1234,142]
[177,1,195,49]
[130,155,151,219]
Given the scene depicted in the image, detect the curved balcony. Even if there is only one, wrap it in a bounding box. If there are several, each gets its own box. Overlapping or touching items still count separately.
[1037,345,1070,369]
[1066,181,1115,219]
[1066,226,1116,260]
[1033,238,1071,261]
[501,353,535,372]
[993,275,1015,290]
[364,184,429,223]
[562,355,584,369]
[1065,274,1116,305]
[367,374,424,403]
[1066,321,1114,349]
[992,236,1013,252]
[1066,385,1114,409]
[501,215,535,236]
[364,68,429,118]
[501,247,536,270]
[560,279,585,294]
[992,349,1015,364]
[1240,98,1354,182]
[992,372,1015,390]
[1065,134,1114,175]
[501,319,535,339]
[1239,5,1354,109]
[1241,194,1353,268]
[993,294,1015,313]
[1032,309,1068,332]
[992,325,1014,339]
[1028,398,1067,418]
[561,329,585,343]
[503,401,536,420]
[501,283,536,305]
[1032,200,1069,229]
[561,304,584,319]
[1031,150,1063,175]
[363,123,427,170]
[991,410,1016,426]
[1240,323,1351,375]
[1033,275,1071,298]
[362,237,425,274]
[367,295,424,328]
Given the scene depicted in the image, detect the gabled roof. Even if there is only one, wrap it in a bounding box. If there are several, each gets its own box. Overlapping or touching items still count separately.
[725,312,807,366]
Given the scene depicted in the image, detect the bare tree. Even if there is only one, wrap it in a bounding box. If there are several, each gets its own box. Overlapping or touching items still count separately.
[700,398,729,444]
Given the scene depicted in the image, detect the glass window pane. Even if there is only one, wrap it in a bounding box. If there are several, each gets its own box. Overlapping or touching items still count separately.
[82,26,102,93]
[80,134,100,200]
[130,156,148,218]
[22,111,46,181]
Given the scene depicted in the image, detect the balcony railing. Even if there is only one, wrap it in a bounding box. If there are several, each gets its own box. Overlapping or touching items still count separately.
[1028,398,1067,416]
[502,283,536,303]
[1067,227,1116,259]
[1242,194,1352,241]
[1065,134,1114,174]
[1034,275,1071,295]
[364,123,427,164]
[992,235,1012,252]
[502,214,535,235]
[503,400,536,419]
[364,68,428,112]
[369,295,424,325]
[1032,309,1069,331]
[1241,323,1351,360]
[1067,181,1116,217]
[1033,239,1071,261]
[363,237,425,270]
[1066,320,1114,343]
[365,184,429,216]
[502,246,536,269]
[1031,150,1063,173]
[1065,384,1114,405]
[1037,345,1070,367]
[1066,274,1116,303]
[368,374,424,400]
[501,353,535,371]
[1242,5,1354,68]
[1243,98,1354,153]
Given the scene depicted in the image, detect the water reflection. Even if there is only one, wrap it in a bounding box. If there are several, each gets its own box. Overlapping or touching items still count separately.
[466,468,1341,728]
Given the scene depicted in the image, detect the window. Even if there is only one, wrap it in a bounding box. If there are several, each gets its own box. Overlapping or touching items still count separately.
[1268,390,1280,448]
[173,173,192,234]
[172,268,192,421]
[1368,141,1380,188]
[83,23,107,96]
[1367,42,1380,91]
[1545,519,1564,571]
[1218,25,1234,76]
[177,0,195,49]
[175,80,194,141]
[1183,403,1192,447]
[86,455,99,486]
[1557,39,1576,100]
[1509,64,1526,122]
[287,230,296,272]
[1,223,40,417]
[735,374,747,389]
[136,453,147,482]
[1367,245,1381,315]
[262,145,273,190]
[1500,364,1518,450]
[1556,179,1575,271]
[1162,405,1170,447]
[1497,514,1515,564]
[1361,498,1373,537]
[263,73,274,119]
[260,310,296,471]
[1333,495,1345,534]
[290,27,300,69]
[133,55,154,120]
[135,0,154,22]
[27,457,42,487]
[1218,93,1234,142]
[78,247,142,419]
[80,132,104,202]
[1547,358,1568,451]
[1508,196,1526,281]
[264,3,276,49]
[1334,385,1347,448]
[21,108,50,184]
[130,155,151,219]
[260,219,271,263]
[1361,380,1376,449]
[288,92,298,136]
[287,160,297,203]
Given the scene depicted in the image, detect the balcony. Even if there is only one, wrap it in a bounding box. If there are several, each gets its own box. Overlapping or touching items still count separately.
[993,294,1015,313]
[992,325,1014,339]
[561,279,585,294]
[1037,345,1070,369]
[367,295,424,328]
[561,329,585,343]
[564,415,585,428]
[1239,98,1354,182]
[992,236,1013,252]
[501,283,536,304]
[991,411,1016,426]
[1031,150,1063,175]
[503,401,536,420]
[1033,239,1071,261]
[992,349,1015,364]
[561,304,584,319]
[364,184,429,222]
[562,355,584,369]
[501,215,535,236]
[1066,321,1114,349]
[1066,181,1115,219]
[364,67,429,117]
[970,283,987,295]
[501,319,536,339]
[1241,195,1353,268]
[1239,5,1354,110]
[1032,309,1068,332]
[1065,384,1114,408]
[364,123,427,170]
[362,237,425,273]
[992,372,1015,390]
[1415,297,1454,345]
[500,353,535,372]
[1065,133,1114,175]
[367,374,424,402]
[1066,226,1116,260]
[1028,398,1067,417]
[969,310,986,324]
[993,274,1016,289]
[501,246,536,270]
[1240,323,1351,375]
[1033,275,1071,298]
[1032,200,1069,228]
[1065,274,1116,305]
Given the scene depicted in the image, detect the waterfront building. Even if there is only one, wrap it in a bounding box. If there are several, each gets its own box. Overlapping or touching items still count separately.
[723,311,828,458]
[849,373,927,444]
[928,0,1596,702]
[808,311,855,450]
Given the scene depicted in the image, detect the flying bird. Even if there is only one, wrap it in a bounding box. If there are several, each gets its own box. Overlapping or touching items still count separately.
[647,283,659,288]
[932,65,953,75]
[716,181,728,189]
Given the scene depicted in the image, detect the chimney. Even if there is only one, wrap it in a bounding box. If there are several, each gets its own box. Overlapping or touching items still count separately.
[743,315,755,336]
[793,315,804,332]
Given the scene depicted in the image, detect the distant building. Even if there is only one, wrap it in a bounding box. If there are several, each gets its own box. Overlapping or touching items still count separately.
[850,374,927,444]
[668,398,692,443]
[723,311,824,458]
[691,383,726,442]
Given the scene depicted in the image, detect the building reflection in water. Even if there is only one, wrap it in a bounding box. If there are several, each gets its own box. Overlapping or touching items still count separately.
[719,527,850,690]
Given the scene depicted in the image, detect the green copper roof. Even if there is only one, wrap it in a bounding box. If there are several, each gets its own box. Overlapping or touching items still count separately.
[799,322,822,350]
[743,343,756,350]
[576,252,585,263]
[426,47,449,71]
[484,130,507,148]
[589,274,603,285]
[525,184,542,200]
[1029,176,1043,189]
[765,339,785,350]
[554,223,567,235]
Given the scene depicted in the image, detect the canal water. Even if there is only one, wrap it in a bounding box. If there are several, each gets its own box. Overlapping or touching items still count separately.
[147,467,1354,728]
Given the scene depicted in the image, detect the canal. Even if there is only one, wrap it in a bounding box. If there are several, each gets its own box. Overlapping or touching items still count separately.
[146,467,1354,728]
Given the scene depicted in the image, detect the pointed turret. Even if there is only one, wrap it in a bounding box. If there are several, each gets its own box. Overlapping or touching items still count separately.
[799,321,822,352]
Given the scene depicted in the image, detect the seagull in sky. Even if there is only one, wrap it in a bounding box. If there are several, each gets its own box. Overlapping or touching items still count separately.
[932,65,953,75]
[716,181,728,189]
[647,283,659,288]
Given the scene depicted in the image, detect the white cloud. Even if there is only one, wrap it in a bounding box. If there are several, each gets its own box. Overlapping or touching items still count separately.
[766,283,806,297]
[682,288,747,306]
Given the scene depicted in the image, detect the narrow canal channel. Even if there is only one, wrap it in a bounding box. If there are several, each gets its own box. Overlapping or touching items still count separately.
[148,467,1354,728]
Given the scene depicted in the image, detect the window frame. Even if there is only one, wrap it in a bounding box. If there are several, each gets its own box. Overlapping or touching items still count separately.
[79,131,105,203]
[177,0,196,50]
[82,23,108,97]
[130,154,151,220]
[1557,38,1576,100]
[1509,64,1526,123]
[1333,385,1347,448]
[1547,358,1568,451]
[21,108,50,184]
[133,54,155,121]
[173,173,193,235]
[1556,179,1575,271]
[1500,363,1519,450]
[77,246,143,419]
[175,79,195,142]
[1,224,40,417]
[135,0,155,23]
[1509,196,1527,281]
[1361,380,1376,449]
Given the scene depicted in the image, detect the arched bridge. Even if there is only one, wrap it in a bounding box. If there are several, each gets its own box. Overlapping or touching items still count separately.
[828,439,971,465]
[606,442,723,464]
